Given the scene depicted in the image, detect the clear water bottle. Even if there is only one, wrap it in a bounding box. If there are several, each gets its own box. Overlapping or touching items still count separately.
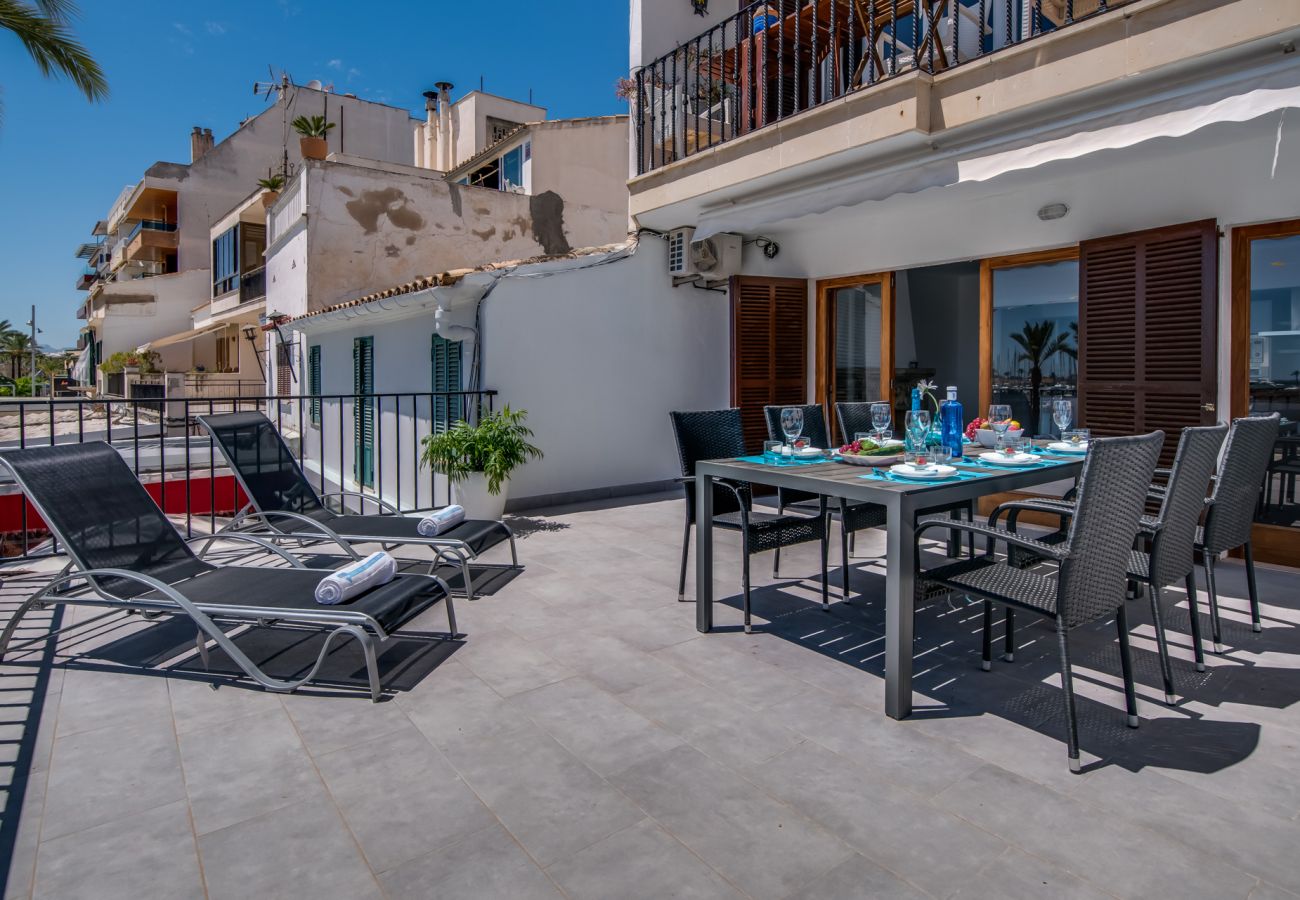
[940,385,964,459]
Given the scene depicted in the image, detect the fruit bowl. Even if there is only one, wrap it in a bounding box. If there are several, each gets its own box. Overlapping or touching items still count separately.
[974,428,1024,449]
[835,439,904,466]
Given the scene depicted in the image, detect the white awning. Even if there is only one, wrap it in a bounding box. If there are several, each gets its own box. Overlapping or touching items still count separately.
[693,66,1300,239]
[137,322,225,352]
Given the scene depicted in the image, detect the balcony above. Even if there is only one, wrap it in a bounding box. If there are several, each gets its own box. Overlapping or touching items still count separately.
[628,0,1298,227]
[124,221,179,263]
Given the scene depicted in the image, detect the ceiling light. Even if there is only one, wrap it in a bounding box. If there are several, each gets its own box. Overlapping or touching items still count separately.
[1037,203,1070,221]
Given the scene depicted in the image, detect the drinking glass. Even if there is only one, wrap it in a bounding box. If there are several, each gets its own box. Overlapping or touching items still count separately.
[763,440,784,463]
[1052,399,1073,437]
[904,409,930,452]
[780,407,804,446]
[869,402,891,442]
[988,404,1013,451]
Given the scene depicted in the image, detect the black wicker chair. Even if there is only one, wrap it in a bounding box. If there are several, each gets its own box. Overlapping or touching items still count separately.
[916,431,1165,773]
[834,401,884,446]
[1196,414,1281,649]
[197,412,517,599]
[992,425,1227,704]
[0,442,457,701]
[763,405,887,596]
[671,409,829,632]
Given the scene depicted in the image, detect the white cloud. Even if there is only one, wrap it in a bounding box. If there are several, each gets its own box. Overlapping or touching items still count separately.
[172,22,192,36]
[327,59,343,70]
[204,21,226,36]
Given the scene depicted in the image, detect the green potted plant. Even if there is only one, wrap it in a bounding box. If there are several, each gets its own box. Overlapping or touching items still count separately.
[420,407,542,519]
[257,173,285,208]
[292,114,335,160]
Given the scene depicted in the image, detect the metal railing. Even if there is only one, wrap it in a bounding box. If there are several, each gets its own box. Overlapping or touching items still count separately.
[240,266,267,303]
[124,219,178,242]
[635,0,1121,174]
[0,390,498,559]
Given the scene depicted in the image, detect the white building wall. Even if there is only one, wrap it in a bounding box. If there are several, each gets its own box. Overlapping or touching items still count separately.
[91,269,212,385]
[292,239,729,509]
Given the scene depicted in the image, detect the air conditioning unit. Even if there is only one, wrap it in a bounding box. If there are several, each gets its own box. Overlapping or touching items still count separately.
[689,232,742,279]
[666,227,695,275]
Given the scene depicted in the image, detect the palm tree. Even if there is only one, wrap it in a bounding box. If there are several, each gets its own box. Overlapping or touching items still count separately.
[1010,320,1073,431]
[0,0,108,122]
[2,332,32,381]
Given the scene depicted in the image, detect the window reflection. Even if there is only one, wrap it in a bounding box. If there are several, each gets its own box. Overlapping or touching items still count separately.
[992,260,1079,436]
[1250,234,1300,527]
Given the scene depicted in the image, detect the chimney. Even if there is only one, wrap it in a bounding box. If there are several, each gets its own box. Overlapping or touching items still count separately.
[435,81,454,171]
[190,126,214,163]
[420,90,439,170]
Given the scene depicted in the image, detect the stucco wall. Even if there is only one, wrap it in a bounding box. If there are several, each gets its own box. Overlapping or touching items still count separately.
[273,158,630,317]
[291,239,729,509]
[530,119,630,218]
[91,269,211,385]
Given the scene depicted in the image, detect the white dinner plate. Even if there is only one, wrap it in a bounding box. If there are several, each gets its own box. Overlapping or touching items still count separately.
[792,446,824,458]
[1046,441,1089,454]
[979,452,1038,466]
[890,464,957,480]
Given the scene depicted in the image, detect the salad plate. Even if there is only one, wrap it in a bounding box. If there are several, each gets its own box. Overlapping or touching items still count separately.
[978,451,1038,467]
[889,463,957,480]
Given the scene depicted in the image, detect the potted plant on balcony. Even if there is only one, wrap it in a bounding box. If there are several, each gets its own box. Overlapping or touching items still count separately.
[420,407,542,520]
[257,174,285,208]
[292,115,335,160]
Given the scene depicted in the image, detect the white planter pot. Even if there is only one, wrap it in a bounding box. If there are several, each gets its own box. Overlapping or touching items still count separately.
[452,472,508,520]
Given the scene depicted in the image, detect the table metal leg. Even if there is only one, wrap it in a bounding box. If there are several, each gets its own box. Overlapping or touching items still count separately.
[884,496,916,719]
[695,473,714,633]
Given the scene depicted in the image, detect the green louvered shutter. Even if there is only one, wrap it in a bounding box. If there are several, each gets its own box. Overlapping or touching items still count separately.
[431,334,464,433]
[308,345,322,426]
[353,337,374,486]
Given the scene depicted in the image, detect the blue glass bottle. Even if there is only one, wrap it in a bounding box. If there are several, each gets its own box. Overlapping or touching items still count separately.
[940,385,964,459]
[910,387,921,412]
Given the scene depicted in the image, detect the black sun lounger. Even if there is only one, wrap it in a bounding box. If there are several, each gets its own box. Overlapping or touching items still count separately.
[196,412,517,599]
[0,442,457,701]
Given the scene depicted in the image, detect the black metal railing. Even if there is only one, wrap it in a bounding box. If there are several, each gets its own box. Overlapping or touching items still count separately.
[240,266,267,303]
[0,390,498,559]
[635,0,1120,174]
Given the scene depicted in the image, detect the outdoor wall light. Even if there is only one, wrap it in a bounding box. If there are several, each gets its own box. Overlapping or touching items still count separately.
[1037,202,1070,221]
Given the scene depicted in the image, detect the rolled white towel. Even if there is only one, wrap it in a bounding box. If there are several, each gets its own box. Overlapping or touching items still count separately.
[315,551,398,605]
[417,504,466,537]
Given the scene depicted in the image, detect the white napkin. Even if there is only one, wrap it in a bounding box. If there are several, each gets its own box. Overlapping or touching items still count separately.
[417,504,466,537]
[314,551,397,605]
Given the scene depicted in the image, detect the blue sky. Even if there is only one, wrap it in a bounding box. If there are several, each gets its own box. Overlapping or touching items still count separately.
[0,1,629,347]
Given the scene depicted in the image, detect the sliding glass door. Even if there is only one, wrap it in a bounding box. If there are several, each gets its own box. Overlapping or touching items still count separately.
[817,273,891,442]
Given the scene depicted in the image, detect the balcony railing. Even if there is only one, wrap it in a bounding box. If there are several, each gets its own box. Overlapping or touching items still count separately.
[240,266,267,303]
[634,0,1123,175]
[124,219,178,242]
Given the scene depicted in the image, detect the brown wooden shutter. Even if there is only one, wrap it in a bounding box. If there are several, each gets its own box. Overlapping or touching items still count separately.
[1079,219,1217,462]
[732,275,808,452]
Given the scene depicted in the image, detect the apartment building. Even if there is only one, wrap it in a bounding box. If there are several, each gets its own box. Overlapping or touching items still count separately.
[627,0,1300,562]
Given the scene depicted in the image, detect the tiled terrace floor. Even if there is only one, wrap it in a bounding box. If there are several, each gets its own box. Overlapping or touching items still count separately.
[1,492,1299,899]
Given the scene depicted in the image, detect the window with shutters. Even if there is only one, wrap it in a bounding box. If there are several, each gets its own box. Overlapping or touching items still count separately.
[353,336,375,487]
[308,345,322,427]
[431,335,463,434]
[1079,220,1217,463]
[275,341,293,396]
[732,276,808,452]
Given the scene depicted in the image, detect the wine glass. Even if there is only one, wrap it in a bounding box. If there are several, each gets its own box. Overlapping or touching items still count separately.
[869,402,891,443]
[904,409,930,454]
[780,407,804,448]
[1052,399,1073,438]
[988,404,1013,451]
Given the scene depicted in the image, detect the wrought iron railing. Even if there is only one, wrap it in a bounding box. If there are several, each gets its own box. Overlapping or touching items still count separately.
[0,390,498,559]
[634,0,1122,175]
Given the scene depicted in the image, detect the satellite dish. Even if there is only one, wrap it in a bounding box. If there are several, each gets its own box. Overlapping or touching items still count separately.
[306,79,323,90]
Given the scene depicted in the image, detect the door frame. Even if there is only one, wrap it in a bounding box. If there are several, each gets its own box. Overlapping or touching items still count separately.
[977,246,1080,415]
[814,271,893,441]
[1230,218,1300,567]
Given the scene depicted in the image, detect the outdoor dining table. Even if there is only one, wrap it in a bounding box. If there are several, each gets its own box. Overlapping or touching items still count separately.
[692,447,1086,720]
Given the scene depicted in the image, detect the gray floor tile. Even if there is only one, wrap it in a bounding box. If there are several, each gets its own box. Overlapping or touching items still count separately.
[397,659,515,751]
[456,632,574,698]
[652,637,817,711]
[948,846,1115,900]
[1249,882,1300,900]
[612,744,855,900]
[536,631,683,694]
[178,707,325,835]
[166,676,286,735]
[547,818,744,900]
[33,800,202,900]
[41,717,185,840]
[282,688,412,756]
[783,853,930,900]
[4,767,48,900]
[314,723,495,874]
[509,676,684,777]
[746,743,1006,900]
[199,794,381,900]
[934,764,1257,899]
[441,718,643,867]
[53,668,172,739]
[379,823,563,900]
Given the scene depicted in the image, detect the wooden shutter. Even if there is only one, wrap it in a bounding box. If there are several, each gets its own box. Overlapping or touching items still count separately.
[353,337,374,486]
[732,275,808,452]
[431,335,463,433]
[275,341,293,395]
[308,345,321,426]
[1079,219,1217,462]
